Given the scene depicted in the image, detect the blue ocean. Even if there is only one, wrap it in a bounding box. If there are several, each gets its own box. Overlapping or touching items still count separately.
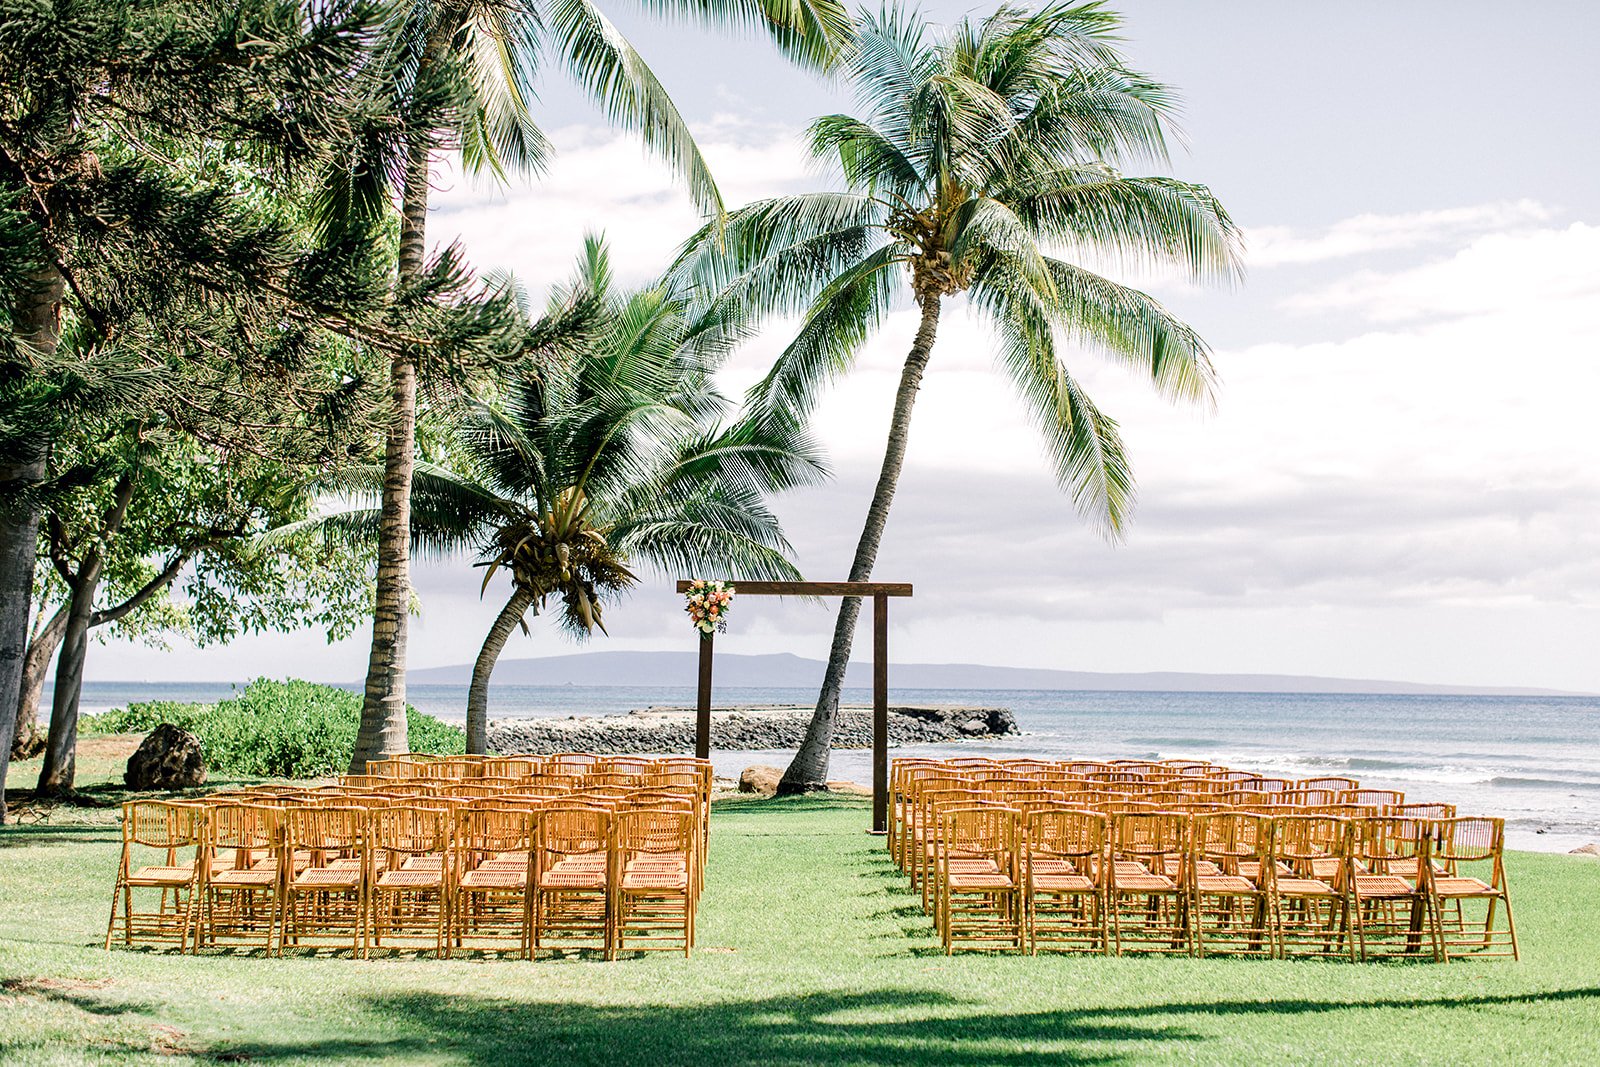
[73,682,1600,853]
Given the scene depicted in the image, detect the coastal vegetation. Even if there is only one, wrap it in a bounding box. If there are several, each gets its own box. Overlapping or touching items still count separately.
[80,679,463,779]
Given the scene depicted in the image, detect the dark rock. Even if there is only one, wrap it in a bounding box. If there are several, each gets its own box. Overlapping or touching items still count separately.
[486,703,1018,756]
[124,724,207,791]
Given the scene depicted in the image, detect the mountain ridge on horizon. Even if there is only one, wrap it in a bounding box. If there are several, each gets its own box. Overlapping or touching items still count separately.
[404,650,1586,697]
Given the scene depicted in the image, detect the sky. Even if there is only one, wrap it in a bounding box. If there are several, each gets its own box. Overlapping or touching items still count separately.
[86,1,1600,692]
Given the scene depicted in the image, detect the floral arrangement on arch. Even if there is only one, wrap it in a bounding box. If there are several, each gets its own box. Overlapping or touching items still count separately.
[685,579,734,637]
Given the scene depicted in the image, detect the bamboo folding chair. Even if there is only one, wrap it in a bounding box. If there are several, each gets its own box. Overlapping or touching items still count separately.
[1190,812,1273,958]
[613,808,697,957]
[484,757,544,778]
[1238,777,1294,794]
[1428,817,1518,961]
[367,805,452,957]
[1108,812,1191,955]
[280,805,366,955]
[934,805,1023,953]
[451,806,537,957]
[1341,789,1406,808]
[1024,809,1109,954]
[105,800,207,951]
[897,776,966,874]
[533,805,612,955]
[914,787,986,908]
[1349,817,1440,961]
[1298,776,1358,791]
[1270,815,1355,959]
[550,753,602,773]
[196,803,282,952]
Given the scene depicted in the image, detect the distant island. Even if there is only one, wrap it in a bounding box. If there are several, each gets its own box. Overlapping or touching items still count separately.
[406,650,1586,696]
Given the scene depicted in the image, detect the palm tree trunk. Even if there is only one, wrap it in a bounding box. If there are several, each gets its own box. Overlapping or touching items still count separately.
[466,586,536,755]
[350,85,439,774]
[12,605,67,761]
[780,292,942,793]
[0,263,63,821]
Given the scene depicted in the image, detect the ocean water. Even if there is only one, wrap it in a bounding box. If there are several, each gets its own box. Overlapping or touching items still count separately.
[73,682,1600,853]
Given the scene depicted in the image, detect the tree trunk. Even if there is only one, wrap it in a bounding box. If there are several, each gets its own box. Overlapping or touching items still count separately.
[780,292,943,793]
[0,263,64,822]
[350,107,437,773]
[466,586,536,755]
[35,564,100,797]
[35,464,135,797]
[12,605,67,761]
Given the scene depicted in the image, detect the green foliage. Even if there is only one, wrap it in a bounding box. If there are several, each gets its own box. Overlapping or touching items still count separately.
[82,678,463,778]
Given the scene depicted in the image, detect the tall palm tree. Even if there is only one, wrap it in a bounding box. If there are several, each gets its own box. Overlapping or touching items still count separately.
[670,2,1244,791]
[342,0,853,771]
[309,239,826,751]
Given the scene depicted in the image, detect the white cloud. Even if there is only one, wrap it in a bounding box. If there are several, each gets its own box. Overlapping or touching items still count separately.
[1246,199,1553,267]
[1282,221,1600,322]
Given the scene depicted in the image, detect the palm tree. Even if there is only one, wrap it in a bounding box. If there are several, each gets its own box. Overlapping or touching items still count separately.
[670,2,1244,791]
[341,0,854,772]
[311,239,826,752]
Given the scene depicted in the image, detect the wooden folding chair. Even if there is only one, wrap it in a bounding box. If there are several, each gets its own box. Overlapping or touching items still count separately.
[196,803,282,952]
[1190,812,1273,957]
[1270,815,1355,959]
[1350,817,1439,961]
[1024,808,1109,954]
[1108,812,1191,955]
[934,805,1023,953]
[613,808,697,957]
[367,805,452,957]
[451,805,537,957]
[104,800,207,952]
[280,805,366,955]
[533,805,612,955]
[1428,817,1518,961]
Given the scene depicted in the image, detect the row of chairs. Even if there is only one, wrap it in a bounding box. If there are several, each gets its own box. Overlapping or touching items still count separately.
[106,757,712,959]
[893,758,1517,961]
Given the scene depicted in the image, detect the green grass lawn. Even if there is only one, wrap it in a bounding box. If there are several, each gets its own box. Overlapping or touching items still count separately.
[3,793,1599,1066]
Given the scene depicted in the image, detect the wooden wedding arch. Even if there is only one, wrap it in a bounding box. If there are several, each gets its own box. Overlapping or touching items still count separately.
[676,580,913,832]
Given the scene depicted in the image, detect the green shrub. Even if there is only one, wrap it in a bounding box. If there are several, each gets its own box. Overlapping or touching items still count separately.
[82,678,464,779]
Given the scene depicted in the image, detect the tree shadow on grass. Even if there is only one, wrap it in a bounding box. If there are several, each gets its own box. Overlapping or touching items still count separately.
[221,985,1600,1067]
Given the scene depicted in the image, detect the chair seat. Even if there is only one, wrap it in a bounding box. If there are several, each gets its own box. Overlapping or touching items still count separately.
[1310,858,1343,879]
[1113,873,1176,892]
[1354,874,1416,898]
[211,868,277,887]
[377,869,441,889]
[948,871,1015,890]
[1275,876,1336,897]
[541,859,605,889]
[400,856,444,870]
[1195,874,1258,894]
[477,858,531,872]
[1031,873,1095,892]
[293,867,360,889]
[128,866,195,887]
[461,868,526,889]
[1026,857,1072,876]
[1432,876,1496,897]
[622,869,688,890]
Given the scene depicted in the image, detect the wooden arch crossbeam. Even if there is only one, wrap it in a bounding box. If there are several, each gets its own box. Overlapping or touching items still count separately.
[676,580,913,832]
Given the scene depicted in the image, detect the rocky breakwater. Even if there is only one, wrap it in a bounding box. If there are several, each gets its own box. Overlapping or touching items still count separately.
[487,704,1018,756]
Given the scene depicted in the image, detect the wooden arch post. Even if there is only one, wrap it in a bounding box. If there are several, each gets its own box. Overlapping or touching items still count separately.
[676,580,913,832]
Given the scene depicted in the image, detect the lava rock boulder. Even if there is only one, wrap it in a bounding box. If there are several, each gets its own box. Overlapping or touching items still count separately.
[124,724,207,791]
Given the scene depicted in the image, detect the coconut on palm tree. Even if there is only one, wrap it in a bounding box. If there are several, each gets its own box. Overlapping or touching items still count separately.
[670,1,1244,791]
[340,0,854,772]
[307,239,826,752]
